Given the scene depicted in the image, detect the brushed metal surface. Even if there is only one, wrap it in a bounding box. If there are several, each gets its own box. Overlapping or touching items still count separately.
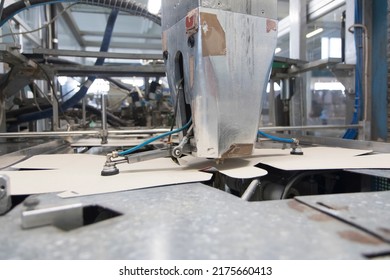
[162,1,278,159]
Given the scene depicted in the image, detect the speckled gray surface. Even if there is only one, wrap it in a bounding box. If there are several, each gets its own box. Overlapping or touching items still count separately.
[0,183,389,259]
[296,191,390,242]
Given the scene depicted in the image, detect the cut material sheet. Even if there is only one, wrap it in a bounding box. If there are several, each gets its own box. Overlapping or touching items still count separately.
[253,147,390,170]
[5,146,390,198]
[4,152,268,198]
[0,155,26,169]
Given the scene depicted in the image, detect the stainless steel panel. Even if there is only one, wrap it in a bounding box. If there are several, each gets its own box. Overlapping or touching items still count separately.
[163,3,278,158]
[162,0,277,30]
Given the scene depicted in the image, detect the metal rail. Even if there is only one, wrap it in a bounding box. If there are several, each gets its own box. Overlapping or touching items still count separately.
[0,129,171,138]
[259,124,361,132]
[33,48,163,60]
[0,124,361,138]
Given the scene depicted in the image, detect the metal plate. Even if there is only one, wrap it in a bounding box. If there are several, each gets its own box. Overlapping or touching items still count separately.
[296,191,390,242]
[1,183,389,259]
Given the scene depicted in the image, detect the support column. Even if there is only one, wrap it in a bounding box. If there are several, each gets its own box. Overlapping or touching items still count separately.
[289,0,307,128]
[289,0,307,60]
[371,0,387,141]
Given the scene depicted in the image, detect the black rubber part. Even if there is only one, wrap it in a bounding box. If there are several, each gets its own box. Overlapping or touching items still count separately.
[101,168,120,176]
[290,150,304,155]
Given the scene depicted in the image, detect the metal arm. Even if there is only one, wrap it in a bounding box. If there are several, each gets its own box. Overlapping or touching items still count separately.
[101,148,172,176]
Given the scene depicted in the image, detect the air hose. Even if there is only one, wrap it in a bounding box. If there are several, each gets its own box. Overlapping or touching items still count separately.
[0,0,161,27]
[118,118,192,157]
[258,130,295,144]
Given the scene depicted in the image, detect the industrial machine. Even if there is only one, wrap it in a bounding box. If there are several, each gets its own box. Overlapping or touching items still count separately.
[1,0,390,260]
[101,0,281,175]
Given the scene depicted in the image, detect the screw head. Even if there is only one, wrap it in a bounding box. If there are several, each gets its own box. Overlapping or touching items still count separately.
[173,147,182,158]
[23,197,40,210]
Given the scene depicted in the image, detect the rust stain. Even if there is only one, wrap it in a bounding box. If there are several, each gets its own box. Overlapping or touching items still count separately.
[186,9,199,36]
[221,144,253,159]
[308,213,332,222]
[332,205,349,211]
[266,19,277,33]
[200,12,226,57]
[287,200,306,213]
[378,227,390,236]
[338,230,382,245]
[317,202,349,211]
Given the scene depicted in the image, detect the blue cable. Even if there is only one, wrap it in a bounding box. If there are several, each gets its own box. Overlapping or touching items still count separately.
[118,119,192,156]
[258,130,295,144]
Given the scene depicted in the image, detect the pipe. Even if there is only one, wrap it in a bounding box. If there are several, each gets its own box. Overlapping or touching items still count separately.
[259,124,361,132]
[343,0,363,140]
[281,171,327,199]
[101,93,108,144]
[241,179,260,201]
[0,129,171,138]
[348,24,369,123]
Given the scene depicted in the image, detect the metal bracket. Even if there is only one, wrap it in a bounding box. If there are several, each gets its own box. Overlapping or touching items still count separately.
[0,175,11,215]
[21,202,83,230]
[101,148,173,176]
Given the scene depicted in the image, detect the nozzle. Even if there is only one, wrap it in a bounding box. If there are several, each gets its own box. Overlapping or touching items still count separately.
[101,151,122,176]
[101,164,119,176]
[290,138,304,155]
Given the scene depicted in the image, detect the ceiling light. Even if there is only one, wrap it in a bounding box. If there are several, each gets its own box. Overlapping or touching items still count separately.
[147,0,161,15]
[306,28,324,39]
[275,47,282,54]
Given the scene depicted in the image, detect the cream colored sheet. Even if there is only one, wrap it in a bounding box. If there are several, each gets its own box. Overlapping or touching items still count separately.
[5,152,268,198]
[253,147,387,170]
[5,146,389,198]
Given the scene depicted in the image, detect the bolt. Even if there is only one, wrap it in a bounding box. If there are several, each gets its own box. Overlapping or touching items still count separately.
[23,196,40,210]
[173,147,182,158]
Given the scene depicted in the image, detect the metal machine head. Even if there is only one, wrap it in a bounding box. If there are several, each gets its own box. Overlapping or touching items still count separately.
[162,0,278,160]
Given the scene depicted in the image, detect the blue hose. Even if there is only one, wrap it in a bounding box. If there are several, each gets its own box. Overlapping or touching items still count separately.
[258,130,295,144]
[15,8,119,124]
[118,119,192,156]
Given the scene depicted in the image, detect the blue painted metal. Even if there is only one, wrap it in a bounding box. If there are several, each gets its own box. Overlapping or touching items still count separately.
[371,0,388,141]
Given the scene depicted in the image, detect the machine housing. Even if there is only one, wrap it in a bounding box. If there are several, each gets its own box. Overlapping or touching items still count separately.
[162,0,278,159]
